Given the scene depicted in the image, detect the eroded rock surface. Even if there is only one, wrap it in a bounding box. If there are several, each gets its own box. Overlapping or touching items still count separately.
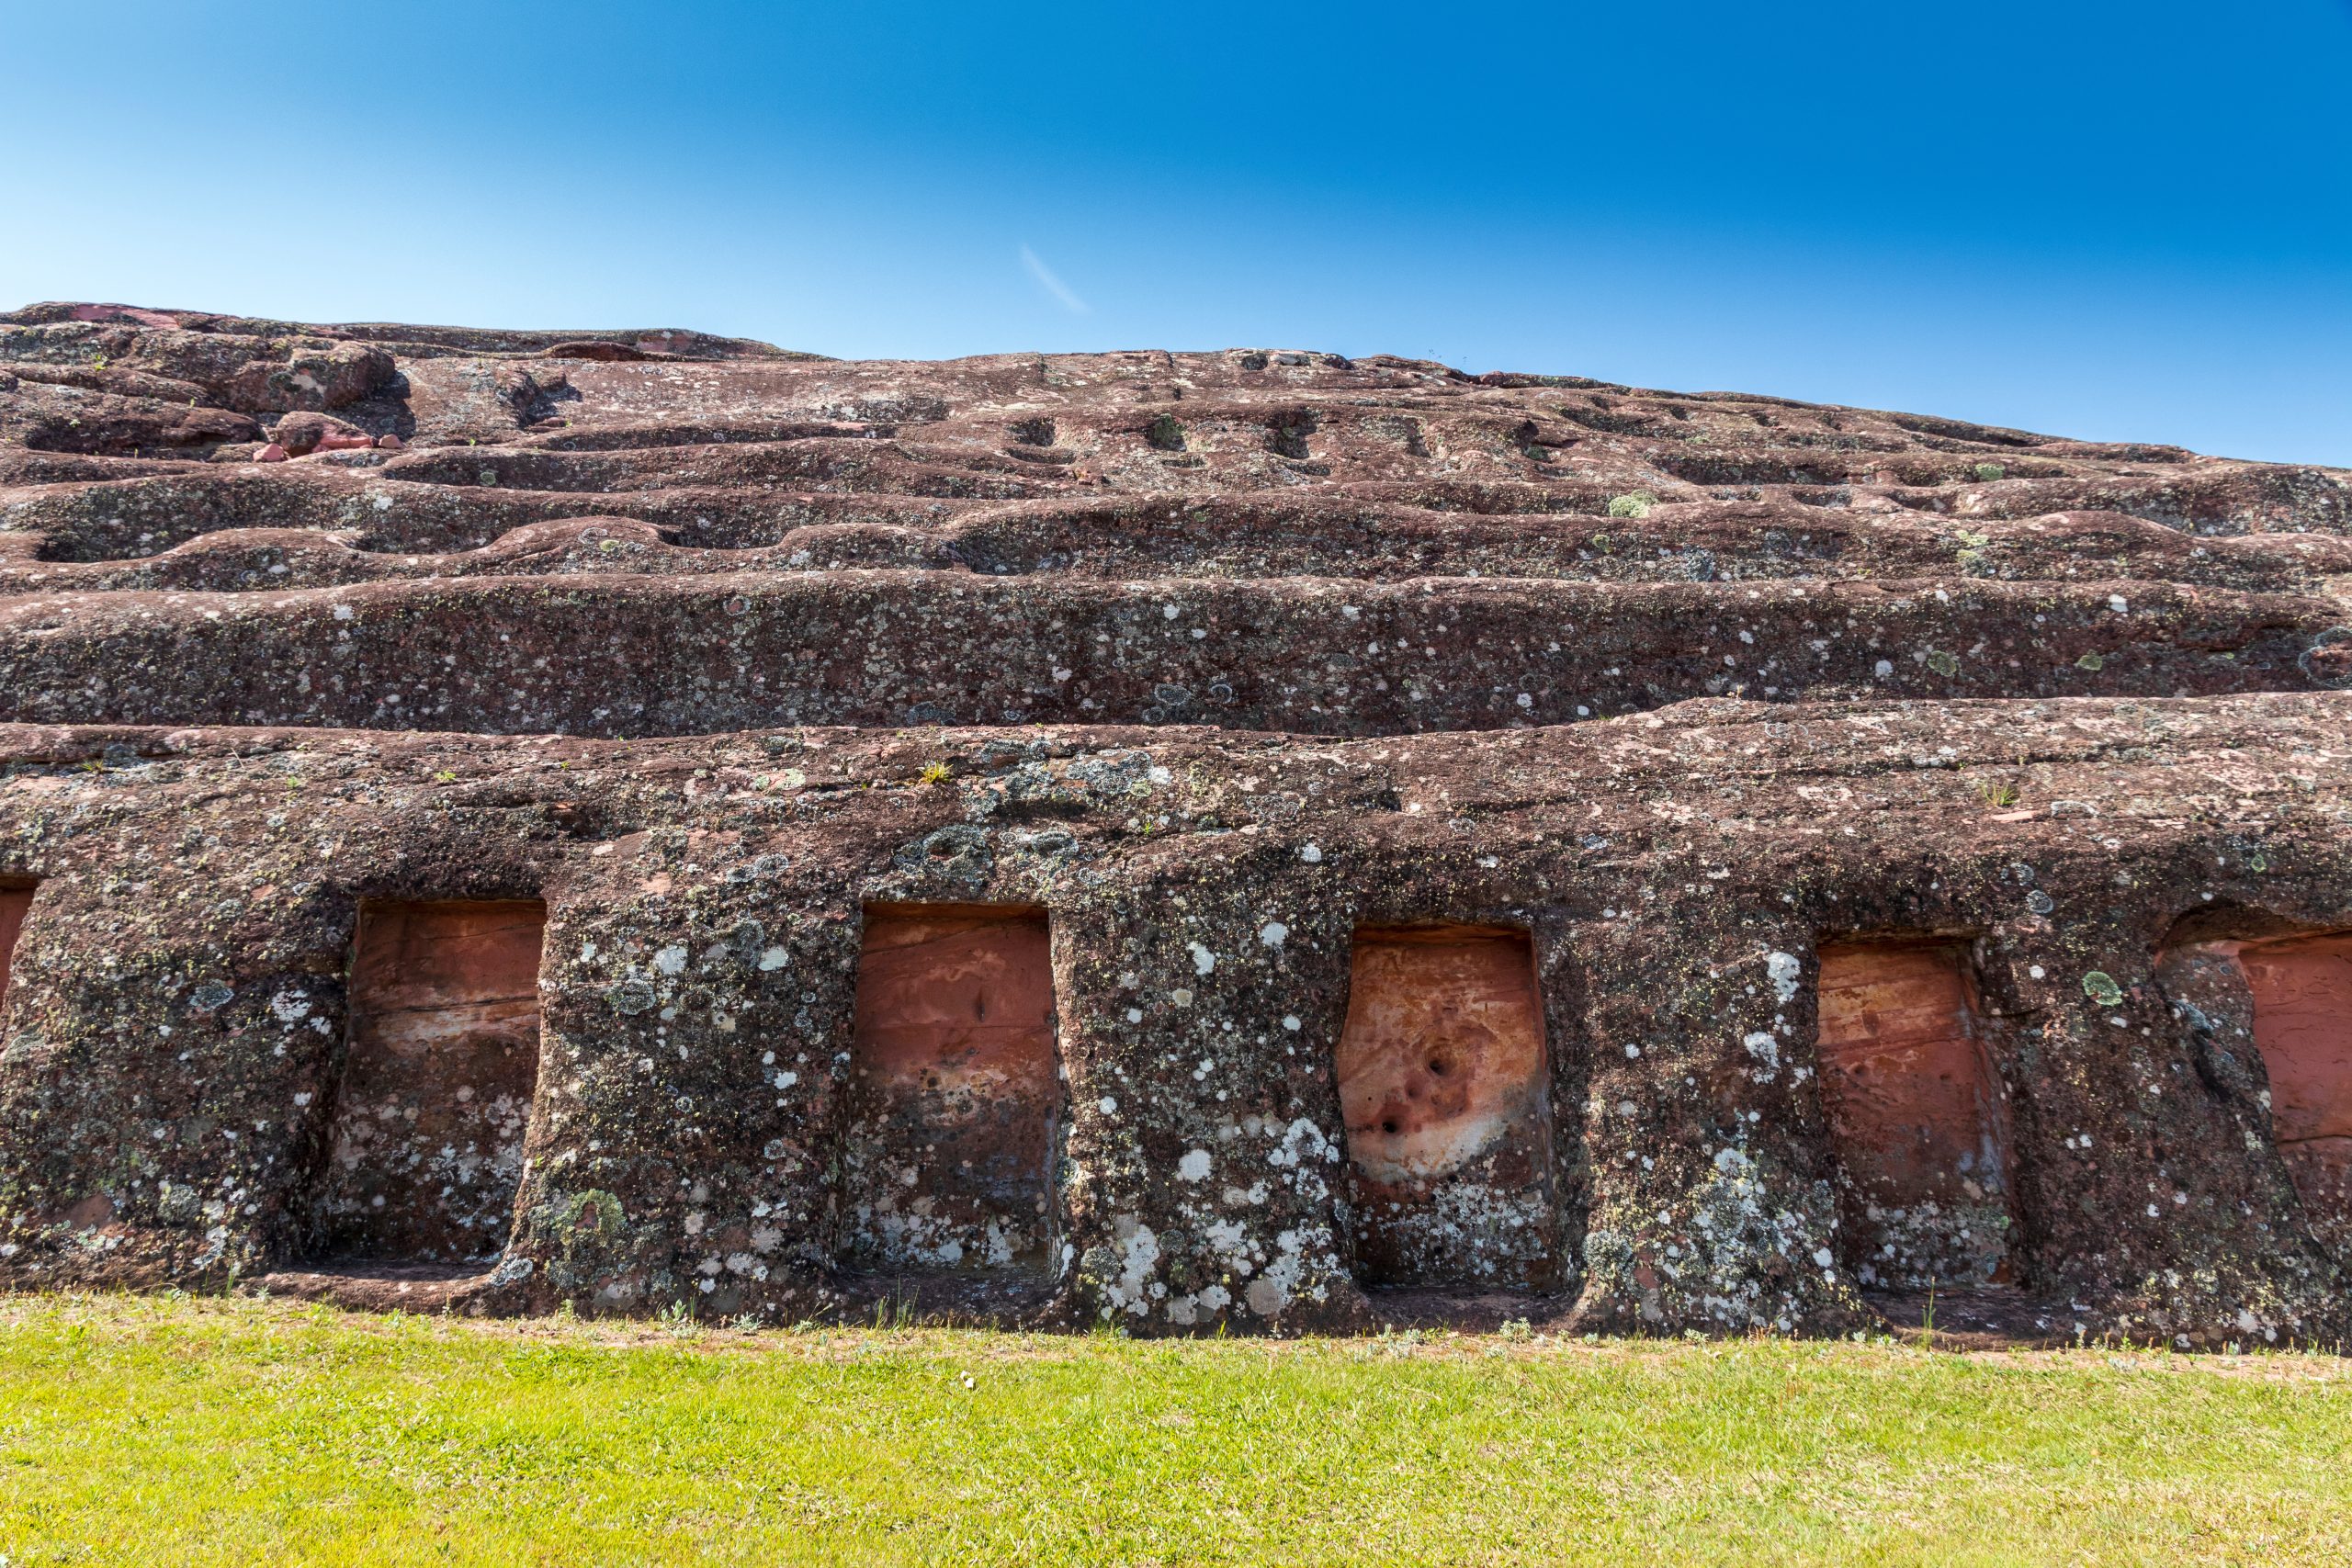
[2,302,2350,1346]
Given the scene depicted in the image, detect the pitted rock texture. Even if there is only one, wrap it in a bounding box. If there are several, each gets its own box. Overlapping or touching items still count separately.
[2,301,2351,1347]
[1335,926,1559,1291]
[6,301,2352,741]
[0,696,2349,1346]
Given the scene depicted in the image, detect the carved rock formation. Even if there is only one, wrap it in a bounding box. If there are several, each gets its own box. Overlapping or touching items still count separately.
[1,301,2349,1345]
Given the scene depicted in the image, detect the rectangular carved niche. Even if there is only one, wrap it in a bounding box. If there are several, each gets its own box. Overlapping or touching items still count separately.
[1335,925,1558,1290]
[1815,940,2014,1288]
[319,899,547,1265]
[2230,934,2352,1253]
[842,906,1059,1273]
[0,881,32,1016]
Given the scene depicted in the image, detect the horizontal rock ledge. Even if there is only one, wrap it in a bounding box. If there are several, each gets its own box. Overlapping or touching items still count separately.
[0,573,2337,739]
[0,693,2344,1347]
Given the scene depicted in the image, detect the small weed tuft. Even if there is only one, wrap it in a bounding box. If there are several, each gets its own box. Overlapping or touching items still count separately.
[1973,777,2019,809]
[872,1281,920,1331]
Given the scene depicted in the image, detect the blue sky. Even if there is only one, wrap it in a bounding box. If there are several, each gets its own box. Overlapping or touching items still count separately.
[3,1,2347,463]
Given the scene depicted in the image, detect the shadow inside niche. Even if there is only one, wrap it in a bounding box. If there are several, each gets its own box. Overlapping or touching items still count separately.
[1868,1287,2097,1349]
[820,1269,1065,1330]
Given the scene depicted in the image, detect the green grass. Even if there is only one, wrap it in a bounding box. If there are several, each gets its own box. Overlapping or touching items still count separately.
[0,1294,2347,1565]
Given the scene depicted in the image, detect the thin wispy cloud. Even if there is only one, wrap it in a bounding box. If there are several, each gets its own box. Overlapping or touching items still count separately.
[1020,245,1090,315]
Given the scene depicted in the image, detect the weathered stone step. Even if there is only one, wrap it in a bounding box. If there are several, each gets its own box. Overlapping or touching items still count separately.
[0,467,960,560]
[373,436,1061,498]
[12,486,2352,598]
[0,572,2339,738]
[4,508,2346,598]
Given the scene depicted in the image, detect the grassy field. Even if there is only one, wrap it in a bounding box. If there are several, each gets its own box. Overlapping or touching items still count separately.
[0,1294,2345,1565]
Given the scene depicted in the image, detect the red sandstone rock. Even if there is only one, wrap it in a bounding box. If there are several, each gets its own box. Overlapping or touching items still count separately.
[0,383,260,455]
[2236,937,2352,1142]
[844,908,1058,1273]
[67,303,181,330]
[271,411,370,457]
[1336,926,1557,1289]
[323,900,546,1263]
[2216,936,2352,1254]
[253,443,288,463]
[1815,942,2014,1288]
[0,884,29,1009]
[0,299,2348,1347]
